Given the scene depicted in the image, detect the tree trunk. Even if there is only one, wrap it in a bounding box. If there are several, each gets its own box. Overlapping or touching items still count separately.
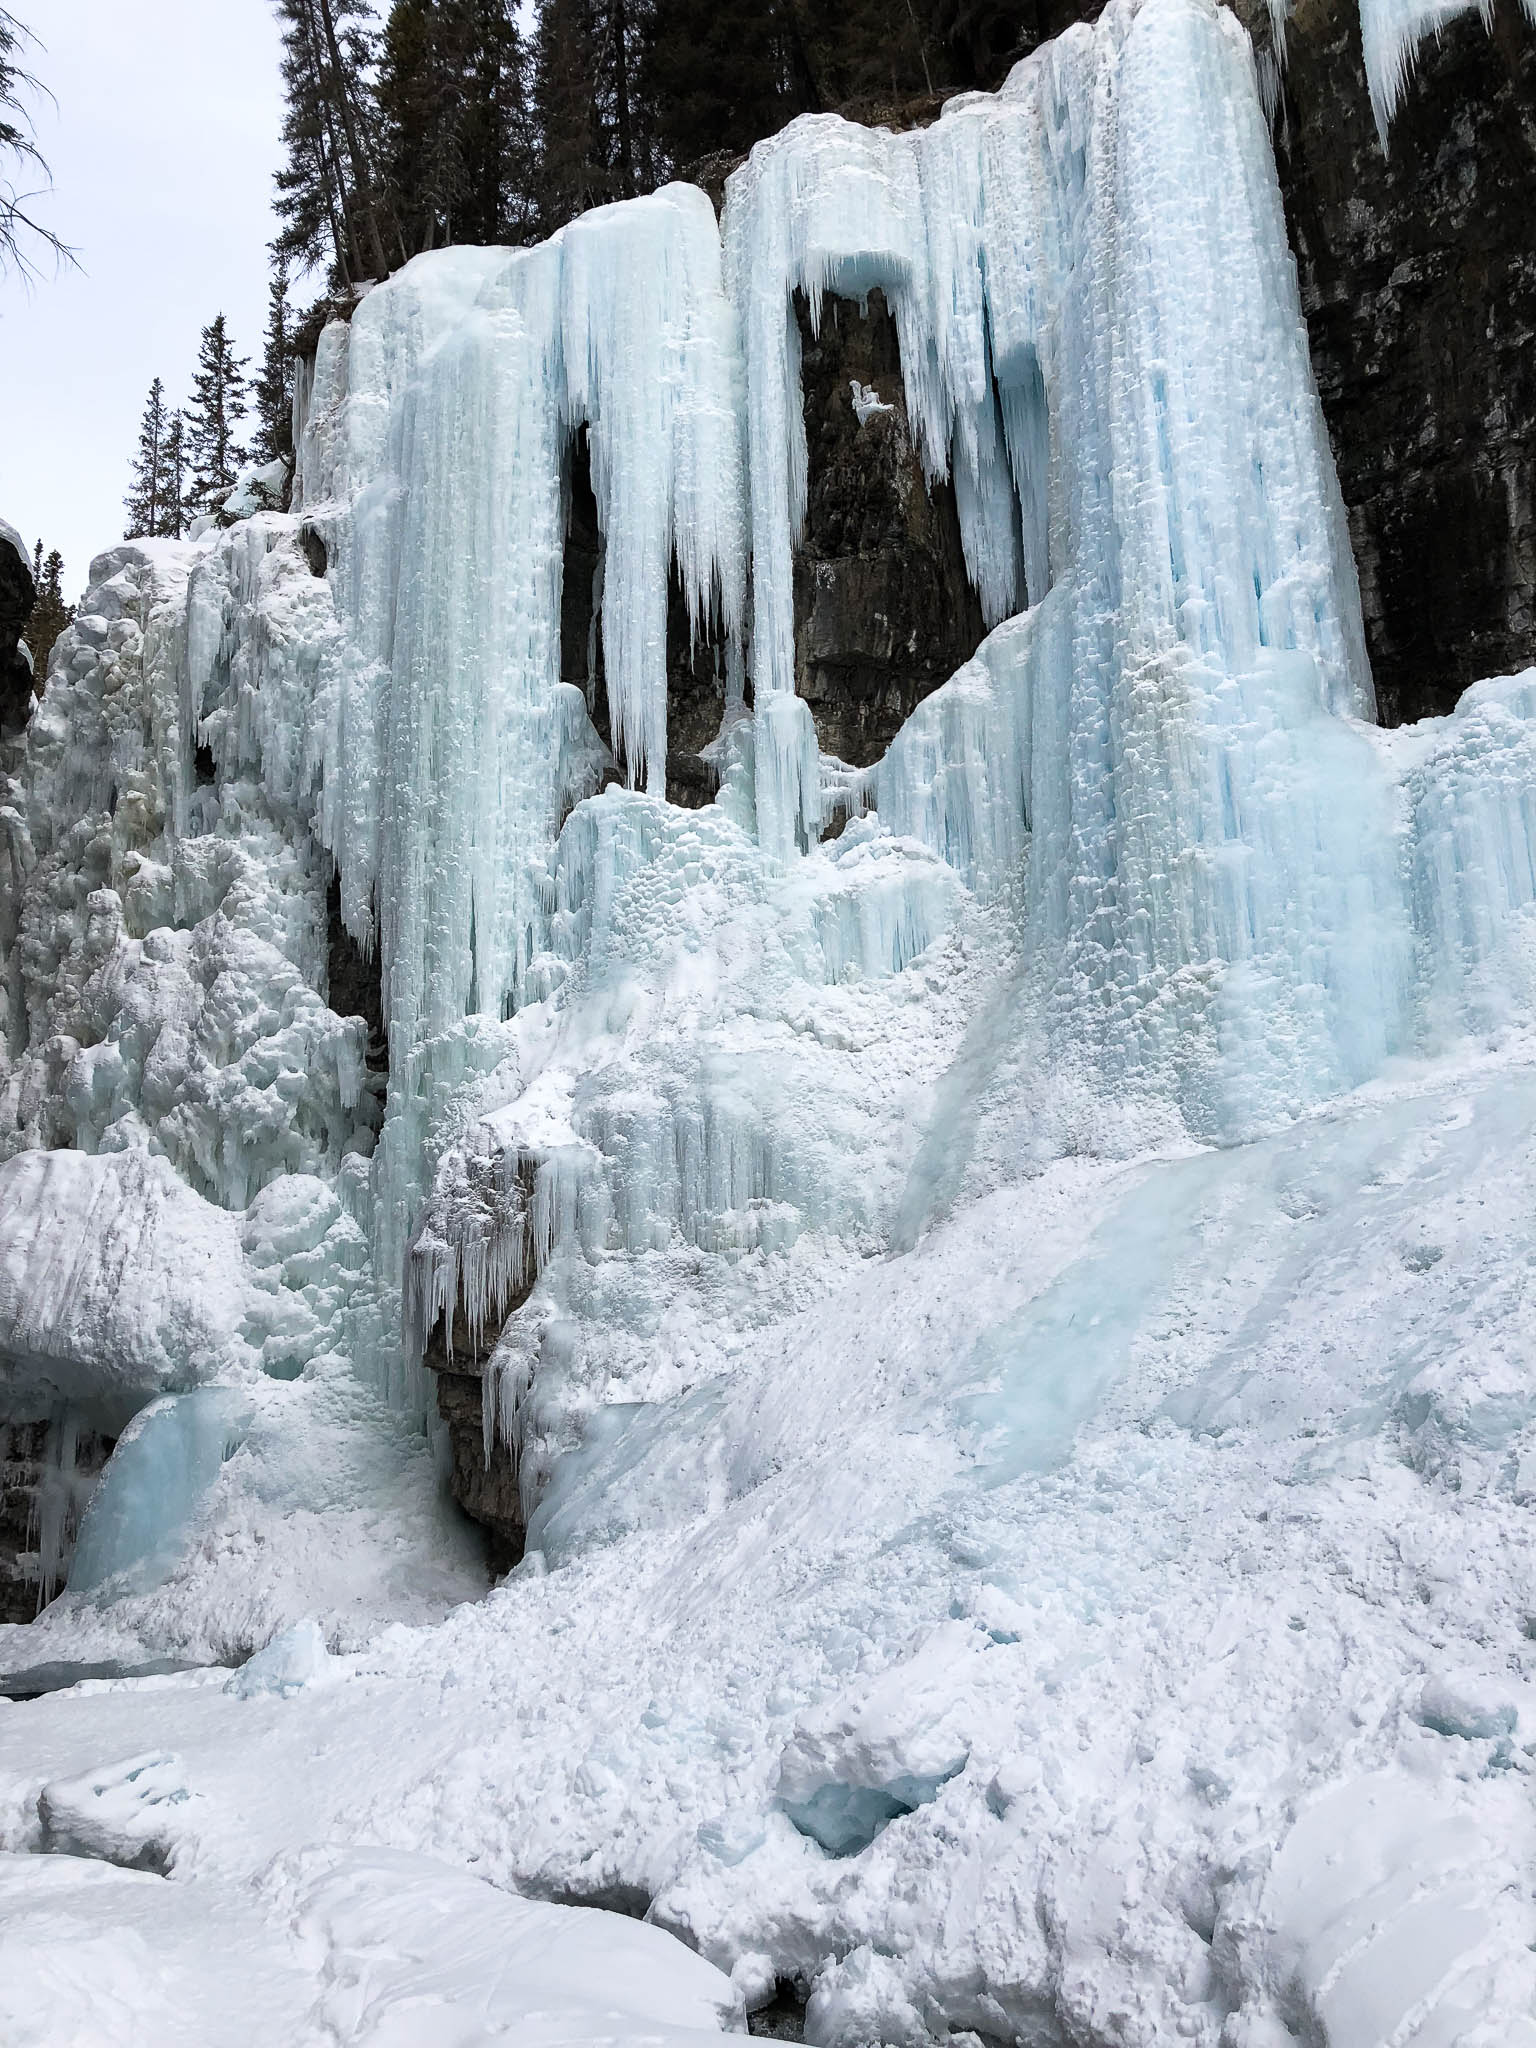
[312,0,392,278]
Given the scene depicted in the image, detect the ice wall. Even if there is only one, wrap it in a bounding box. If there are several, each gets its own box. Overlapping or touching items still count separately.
[9,0,1536,1608]
[723,0,1400,1133]
[292,191,747,1293]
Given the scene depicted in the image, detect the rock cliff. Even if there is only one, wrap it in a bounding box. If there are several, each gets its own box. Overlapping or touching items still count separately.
[0,524,35,739]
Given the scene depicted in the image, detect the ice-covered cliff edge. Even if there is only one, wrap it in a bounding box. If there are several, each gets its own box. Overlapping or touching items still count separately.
[2,0,1535,2039]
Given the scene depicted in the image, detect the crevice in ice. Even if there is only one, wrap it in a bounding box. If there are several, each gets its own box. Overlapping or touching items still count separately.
[0,1410,114,1620]
[325,873,388,1077]
[299,525,328,579]
[560,427,610,763]
[745,1981,809,2041]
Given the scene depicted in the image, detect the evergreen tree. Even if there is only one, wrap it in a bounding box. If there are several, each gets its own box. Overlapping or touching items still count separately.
[378,0,466,253]
[254,264,295,468]
[273,0,396,287]
[533,0,655,231]
[124,377,172,538]
[161,413,187,538]
[184,315,249,524]
[124,379,191,538]
[643,0,813,170]
[21,540,71,683]
[533,0,603,230]
[379,0,532,255]
[453,0,534,243]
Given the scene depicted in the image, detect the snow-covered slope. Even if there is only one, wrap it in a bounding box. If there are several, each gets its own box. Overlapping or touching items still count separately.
[1,0,1534,2040]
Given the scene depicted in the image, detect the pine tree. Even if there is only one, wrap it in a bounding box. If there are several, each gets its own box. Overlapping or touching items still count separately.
[378,0,466,254]
[643,0,811,170]
[274,0,397,286]
[533,0,655,231]
[456,0,535,244]
[21,542,72,683]
[160,413,186,538]
[124,377,172,538]
[184,315,250,525]
[254,265,295,468]
[379,0,533,256]
[533,0,603,230]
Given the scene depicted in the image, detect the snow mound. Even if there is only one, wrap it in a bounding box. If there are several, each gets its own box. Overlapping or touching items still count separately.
[0,1847,741,2047]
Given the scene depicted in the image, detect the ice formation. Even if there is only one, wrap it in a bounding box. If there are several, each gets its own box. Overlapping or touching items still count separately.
[3,0,1536,2038]
[1352,0,1536,139]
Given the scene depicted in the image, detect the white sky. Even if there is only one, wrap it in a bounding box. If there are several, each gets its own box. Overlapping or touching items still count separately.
[0,0,286,598]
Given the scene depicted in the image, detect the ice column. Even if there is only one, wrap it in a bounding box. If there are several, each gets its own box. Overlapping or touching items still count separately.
[294,198,748,1285]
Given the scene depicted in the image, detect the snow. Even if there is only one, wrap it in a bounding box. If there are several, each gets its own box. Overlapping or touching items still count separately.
[0,1847,741,2047]
[2,0,1536,2038]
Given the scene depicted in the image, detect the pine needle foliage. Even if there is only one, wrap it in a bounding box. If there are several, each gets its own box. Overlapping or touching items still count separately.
[185,315,250,526]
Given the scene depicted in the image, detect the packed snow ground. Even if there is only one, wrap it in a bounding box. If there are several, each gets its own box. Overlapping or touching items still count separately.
[3,1037,1535,2044]
[2,0,1535,2039]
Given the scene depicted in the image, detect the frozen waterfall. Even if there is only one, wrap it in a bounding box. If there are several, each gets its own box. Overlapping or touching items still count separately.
[3,0,1536,1613]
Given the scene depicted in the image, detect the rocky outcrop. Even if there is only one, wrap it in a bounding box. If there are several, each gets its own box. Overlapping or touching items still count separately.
[0,522,35,738]
[430,1362,524,1576]
[420,1288,526,1575]
[561,428,736,810]
[793,290,988,767]
[1272,0,1536,722]
[326,875,388,1076]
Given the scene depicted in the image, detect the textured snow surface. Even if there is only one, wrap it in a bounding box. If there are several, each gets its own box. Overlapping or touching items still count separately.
[0,1847,739,2046]
[2,0,1535,2039]
[3,1047,1535,2044]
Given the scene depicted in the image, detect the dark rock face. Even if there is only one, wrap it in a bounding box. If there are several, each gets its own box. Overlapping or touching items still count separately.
[1272,0,1536,722]
[0,1416,114,1624]
[421,1275,529,1575]
[326,874,388,1074]
[793,289,988,766]
[560,427,735,809]
[561,294,990,797]
[431,1362,524,1576]
[0,533,36,738]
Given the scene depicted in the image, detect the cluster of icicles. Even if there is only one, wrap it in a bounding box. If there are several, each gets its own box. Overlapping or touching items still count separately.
[194,0,1534,1391]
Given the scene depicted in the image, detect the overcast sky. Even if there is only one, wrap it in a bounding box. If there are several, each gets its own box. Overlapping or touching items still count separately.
[1,0,286,597]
